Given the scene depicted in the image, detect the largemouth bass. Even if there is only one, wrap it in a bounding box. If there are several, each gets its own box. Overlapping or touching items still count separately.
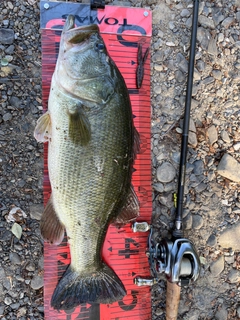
[34,15,140,311]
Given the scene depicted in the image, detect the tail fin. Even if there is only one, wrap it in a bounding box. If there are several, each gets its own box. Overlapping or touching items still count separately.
[51,263,126,310]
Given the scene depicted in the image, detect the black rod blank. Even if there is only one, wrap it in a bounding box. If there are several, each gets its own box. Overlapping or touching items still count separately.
[174,0,199,238]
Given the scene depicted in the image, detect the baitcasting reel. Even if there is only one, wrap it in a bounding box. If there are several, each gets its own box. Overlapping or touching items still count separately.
[132,222,200,287]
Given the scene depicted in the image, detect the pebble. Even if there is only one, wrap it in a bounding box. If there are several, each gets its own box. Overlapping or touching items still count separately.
[10,302,20,310]
[192,215,204,229]
[26,261,36,272]
[0,28,15,45]
[183,213,192,230]
[30,275,44,290]
[207,234,217,247]
[210,255,225,277]
[233,142,240,151]
[197,27,210,50]
[156,162,176,183]
[217,154,240,183]
[215,306,228,320]
[212,69,222,80]
[207,37,218,56]
[2,113,12,122]
[207,125,218,145]
[9,252,22,265]
[218,223,240,250]
[221,17,235,28]
[193,160,204,175]
[180,9,190,17]
[4,297,12,305]
[188,131,197,147]
[153,182,164,193]
[198,15,215,29]
[0,305,4,316]
[220,130,230,143]
[29,203,44,220]
[227,269,240,283]
[212,8,225,26]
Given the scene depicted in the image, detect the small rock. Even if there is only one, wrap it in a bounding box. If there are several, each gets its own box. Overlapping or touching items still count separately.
[0,28,15,44]
[9,252,22,265]
[38,256,44,270]
[208,37,218,56]
[153,183,164,193]
[215,306,228,320]
[220,130,230,143]
[192,215,204,229]
[29,203,43,220]
[166,41,176,47]
[183,213,192,230]
[7,1,13,9]
[198,15,215,29]
[221,17,235,28]
[189,118,196,133]
[158,193,173,208]
[197,27,210,50]
[5,44,14,55]
[210,255,224,277]
[228,269,240,283]
[233,142,240,151]
[193,160,204,175]
[207,234,217,247]
[202,76,215,85]
[30,275,44,290]
[225,255,235,264]
[176,53,188,73]
[0,304,4,316]
[212,8,225,26]
[212,69,222,80]
[10,303,20,310]
[175,70,185,82]
[181,9,190,17]
[0,267,5,280]
[16,307,26,316]
[26,261,36,272]
[157,162,176,183]
[207,125,218,145]
[3,113,12,122]
[188,132,197,147]
[217,154,240,183]
[218,223,240,250]
[4,297,12,306]
[237,11,240,22]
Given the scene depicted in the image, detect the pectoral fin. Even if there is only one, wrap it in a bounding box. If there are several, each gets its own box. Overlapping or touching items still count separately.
[40,196,65,245]
[68,109,91,145]
[113,185,139,227]
[34,111,52,142]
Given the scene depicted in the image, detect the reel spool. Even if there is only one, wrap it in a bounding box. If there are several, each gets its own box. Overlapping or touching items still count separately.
[133,222,200,287]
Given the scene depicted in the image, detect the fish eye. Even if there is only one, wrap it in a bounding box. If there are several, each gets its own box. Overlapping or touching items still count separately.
[94,42,104,52]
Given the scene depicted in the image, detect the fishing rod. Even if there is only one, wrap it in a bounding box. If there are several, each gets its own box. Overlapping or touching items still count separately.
[132,0,200,319]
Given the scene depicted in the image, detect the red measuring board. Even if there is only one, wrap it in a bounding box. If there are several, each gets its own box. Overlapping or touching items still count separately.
[40,1,152,319]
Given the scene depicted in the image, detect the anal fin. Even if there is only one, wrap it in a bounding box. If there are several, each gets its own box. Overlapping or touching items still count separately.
[40,196,65,245]
[34,111,52,142]
[114,185,139,227]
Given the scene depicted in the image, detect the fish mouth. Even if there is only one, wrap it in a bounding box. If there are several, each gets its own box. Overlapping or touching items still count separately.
[63,15,99,44]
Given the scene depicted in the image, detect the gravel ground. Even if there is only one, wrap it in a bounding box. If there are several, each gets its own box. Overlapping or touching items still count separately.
[0,0,240,319]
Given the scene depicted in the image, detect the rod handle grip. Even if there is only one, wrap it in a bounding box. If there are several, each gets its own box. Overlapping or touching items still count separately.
[166,281,181,320]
